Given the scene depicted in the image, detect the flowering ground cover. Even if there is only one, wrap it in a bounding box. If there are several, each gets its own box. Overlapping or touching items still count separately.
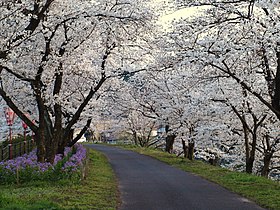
[0,144,87,184]
[0,147,118,210]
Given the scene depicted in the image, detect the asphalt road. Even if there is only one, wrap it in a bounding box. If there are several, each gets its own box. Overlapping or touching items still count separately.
[87,144,266,210]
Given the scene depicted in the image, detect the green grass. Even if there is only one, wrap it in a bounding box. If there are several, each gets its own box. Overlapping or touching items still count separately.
[118,144,280,210]
[0,149,118,210]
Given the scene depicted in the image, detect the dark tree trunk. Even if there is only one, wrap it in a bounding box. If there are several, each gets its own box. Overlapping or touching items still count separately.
[245,133,257,174]
[261,152,273,177]
[182,139,195,160]
[36,104,49,163]
[165,134,176,153]
[245,113,265,174]
[246,157,254,174]
[132,130,138,146]
[209,156,219,166]
[164,124,175,153]
[45,119,60,164]
[34,129,46,163]
[271,51,280,120]
[139,137,145,147]
[187,141,195,161]
[57,129,74,155]
[182,140,187,158]
[261,135,274,177]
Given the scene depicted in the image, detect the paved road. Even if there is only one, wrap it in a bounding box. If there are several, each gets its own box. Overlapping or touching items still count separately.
[87,144,266,210]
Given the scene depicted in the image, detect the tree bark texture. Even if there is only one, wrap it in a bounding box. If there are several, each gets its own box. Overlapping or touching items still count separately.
[261,152,273,177]
[165,134,176,153]
[187,141,195,161]
[182,140,187,158]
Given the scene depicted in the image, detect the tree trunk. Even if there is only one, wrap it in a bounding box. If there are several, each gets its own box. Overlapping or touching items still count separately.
[34,130,46,162]
[44,127,57,164]
[187,141,195,160]
[182,140,187,158]
[139,137,145,147]
[271,51,280,120]
[261,152,273,177]
[246,156,254,174]
[209,156,219,166]
[57,129,74,155]
[45,130,62,164]
[132,130,138,146]
[242,120,253,173]
[242,116,255,174]
[165,134,176,153]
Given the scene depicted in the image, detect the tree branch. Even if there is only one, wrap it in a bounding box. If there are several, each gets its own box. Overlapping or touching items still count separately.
[0,87,38,132]
[67,118,92,147]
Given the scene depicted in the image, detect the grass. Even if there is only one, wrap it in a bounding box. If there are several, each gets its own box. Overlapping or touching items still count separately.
[117,144,280,210]
[0,148,118,210]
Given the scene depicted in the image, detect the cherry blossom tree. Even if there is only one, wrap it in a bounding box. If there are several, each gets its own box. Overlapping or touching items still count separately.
[166,0,280,176]
[99,0,280,178]
[0,0,155,163]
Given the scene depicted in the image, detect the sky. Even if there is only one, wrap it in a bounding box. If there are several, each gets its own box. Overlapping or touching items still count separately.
[154,0,206,29]
[160,7,203,23]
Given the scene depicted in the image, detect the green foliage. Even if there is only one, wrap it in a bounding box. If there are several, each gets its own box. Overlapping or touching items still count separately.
[0,149,118,210]
[118,145,280,210]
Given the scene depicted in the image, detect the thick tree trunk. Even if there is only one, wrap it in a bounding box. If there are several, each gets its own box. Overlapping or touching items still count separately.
[45,125,59,164]
[34,129,46,162]
[246,156,254,174]
[187,141,195,161]
[57,129,73,155]
[209,156,219,166]
[245,142,257,174]
[181,139,195,160]
[261,152,273,177]
[36,105,50,163]
[165,134,176,153]
[45,130,61,164]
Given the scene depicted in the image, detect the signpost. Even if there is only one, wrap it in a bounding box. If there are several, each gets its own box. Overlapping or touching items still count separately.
[4,107,16,159]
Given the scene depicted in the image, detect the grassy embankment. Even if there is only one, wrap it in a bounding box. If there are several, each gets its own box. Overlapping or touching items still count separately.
[0,149,118,210]
[118,144,280,210]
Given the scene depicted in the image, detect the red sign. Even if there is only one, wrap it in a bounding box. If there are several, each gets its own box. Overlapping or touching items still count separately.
[4,107,16,126]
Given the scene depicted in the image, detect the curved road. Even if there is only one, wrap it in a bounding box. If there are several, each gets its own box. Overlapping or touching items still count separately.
[87,144,265,210]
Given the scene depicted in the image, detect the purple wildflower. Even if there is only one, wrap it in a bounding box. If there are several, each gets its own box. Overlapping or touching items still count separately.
[62,144,87,172]
[0,144,87,182]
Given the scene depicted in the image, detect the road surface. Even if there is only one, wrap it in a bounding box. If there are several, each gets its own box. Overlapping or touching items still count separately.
[87,144,265,210]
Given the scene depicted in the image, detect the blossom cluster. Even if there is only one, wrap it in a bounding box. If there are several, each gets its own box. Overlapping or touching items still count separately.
[0,144,87,183]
